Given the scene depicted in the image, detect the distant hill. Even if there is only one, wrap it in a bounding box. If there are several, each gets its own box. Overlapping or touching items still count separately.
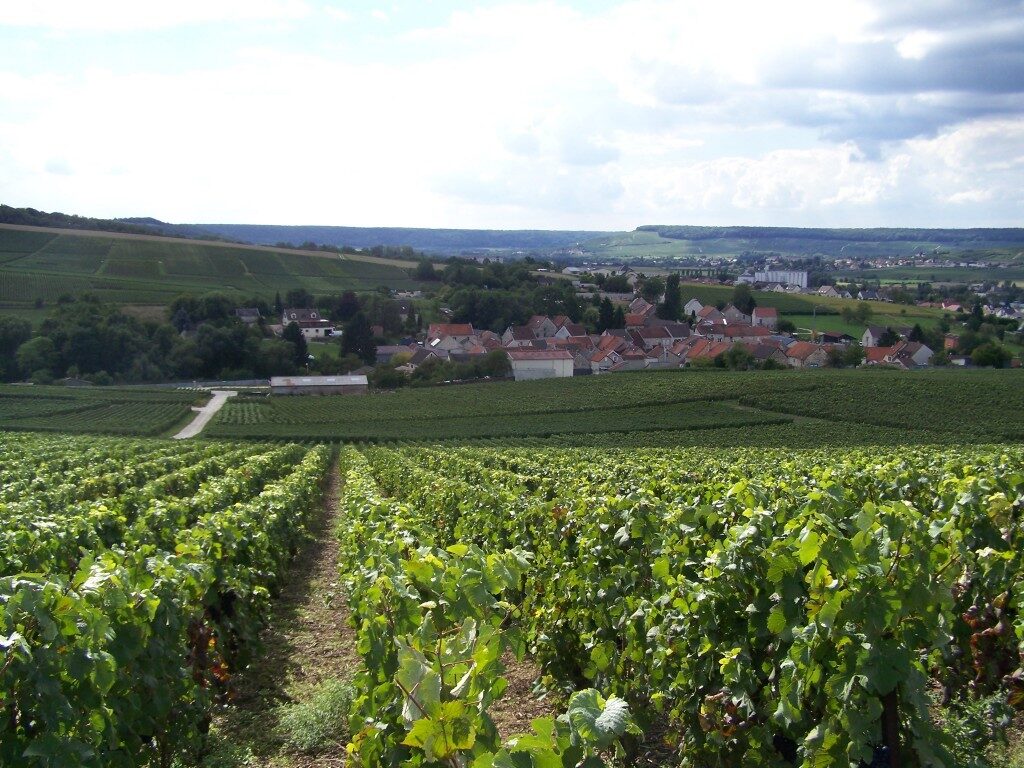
[637,224,1024,245]
[187,224,609,254]
[580,225,1024,263]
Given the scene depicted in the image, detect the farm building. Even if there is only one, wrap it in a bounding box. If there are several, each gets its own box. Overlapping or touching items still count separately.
[270,375,368,395]
[281,308,334,339]
[506,349,574,381]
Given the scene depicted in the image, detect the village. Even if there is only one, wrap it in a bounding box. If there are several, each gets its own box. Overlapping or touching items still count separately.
[395,294,941,381]
[251,264,1023,390]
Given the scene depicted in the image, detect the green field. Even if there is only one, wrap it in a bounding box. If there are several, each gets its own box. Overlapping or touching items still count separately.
[203,368,1024,444]
[834,264,1024,284]
[0,384,202,435]
[2,367,1024,766]
[0,225,420,310]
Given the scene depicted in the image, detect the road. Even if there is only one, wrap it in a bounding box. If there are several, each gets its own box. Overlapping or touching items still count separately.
[172,390,237,439]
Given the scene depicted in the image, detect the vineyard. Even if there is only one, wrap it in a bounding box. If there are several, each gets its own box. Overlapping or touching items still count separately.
[335,444,1024,767]
[0,385,202,436]
[2,424,1024,766]
[0,227,420,309]
[0,432,331,766]
[206,369,1024,445]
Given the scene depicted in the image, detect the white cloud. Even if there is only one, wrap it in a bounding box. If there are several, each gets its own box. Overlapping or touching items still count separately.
[895,30,943,59]
[0,0,1020,228]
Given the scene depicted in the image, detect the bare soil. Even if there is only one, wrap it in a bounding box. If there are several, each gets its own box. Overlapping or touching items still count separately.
[489,652,558,740]
[205,459,357,767]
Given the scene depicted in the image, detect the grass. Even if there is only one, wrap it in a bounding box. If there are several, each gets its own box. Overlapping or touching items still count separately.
[276,679,353,754]
[0,225,422,309]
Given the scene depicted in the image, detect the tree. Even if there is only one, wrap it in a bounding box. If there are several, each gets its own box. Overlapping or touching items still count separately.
[603,275,632,293]
[908,324,924,342]
[0,317,32,381]
[171,308,192,333]
[415,259,438,281]
[843,342,865,368]
[657,273,682,320]
[971,342,1011,368]
[878,327,900,347]
[777,319,796,334]
[853,302,873,324]
[640,276,665,304]
[718,345,754,370]
[281,321,308,366]
[16,337,58,379]
[274,291,283,316]
[341,312,376,364]
[612,305,626,329]
[285,288,314,308]
[731,283,756,315]
[597,298,614,332]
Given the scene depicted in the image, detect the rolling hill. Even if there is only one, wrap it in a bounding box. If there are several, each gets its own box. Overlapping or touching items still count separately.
[0,224,422,312]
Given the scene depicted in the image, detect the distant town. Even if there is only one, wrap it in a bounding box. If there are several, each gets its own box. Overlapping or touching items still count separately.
[257,264,1022,392]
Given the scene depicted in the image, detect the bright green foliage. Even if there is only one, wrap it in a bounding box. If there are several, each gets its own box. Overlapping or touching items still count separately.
[349,444,1024,767]
[0,432,331,766]
[336,448,639,767]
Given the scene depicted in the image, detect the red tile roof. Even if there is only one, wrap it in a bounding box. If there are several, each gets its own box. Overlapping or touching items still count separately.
[786,341,826,360]
[428,323,474,337]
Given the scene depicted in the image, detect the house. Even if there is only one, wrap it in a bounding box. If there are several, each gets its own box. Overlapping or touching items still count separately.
[943,334,960,351]
[589,347,623,373]
[683,298,704,317]
[645,321,691,340]
[785,342,830,368]
[428,323,475,343]
[376,344,415,364]
[697,306,725,323]
[751,307,778,329]
[629,297,656,318]
[234,308,261,325]
[722,304,751,324]
[502,326,536,347]
[743,342,790,366]
[862,326,888,348]
[429,335,469,353]
[270,375,368,395]
[554,322,587,339]
[624,313,648,328]
[633,327,675,350]
[817,286,841,298]
[858,290,880,301]
[281,308,333,339]
[526,315,559,339]
[507,348,574,380]
[890,340,934,367]
[703,324,771,342]
[819,332,855,344]
[863,347,893,366]
[682,339,732,364]
[408,347,449,368]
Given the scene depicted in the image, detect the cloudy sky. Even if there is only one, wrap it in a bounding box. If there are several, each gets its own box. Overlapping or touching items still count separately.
[1,1,1021,230]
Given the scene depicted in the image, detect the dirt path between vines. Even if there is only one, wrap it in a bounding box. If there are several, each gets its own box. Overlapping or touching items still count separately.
[202,455,559,766]
[205,458,357,768]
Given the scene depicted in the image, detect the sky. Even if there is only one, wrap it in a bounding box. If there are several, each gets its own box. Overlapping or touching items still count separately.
[0,0,1022,230]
